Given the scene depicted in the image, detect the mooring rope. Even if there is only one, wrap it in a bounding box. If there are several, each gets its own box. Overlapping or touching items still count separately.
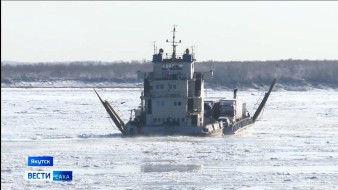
[106,112,119,131]
[251,92,265,114]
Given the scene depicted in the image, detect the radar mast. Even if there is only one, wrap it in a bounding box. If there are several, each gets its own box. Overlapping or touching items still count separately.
[166,24,181,60]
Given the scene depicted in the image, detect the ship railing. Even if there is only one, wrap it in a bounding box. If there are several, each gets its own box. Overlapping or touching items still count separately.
[162,53,196,61]
[150,76,189,81]
[162,53,183,60]
[144,94,203,99]
[146,74,189,81]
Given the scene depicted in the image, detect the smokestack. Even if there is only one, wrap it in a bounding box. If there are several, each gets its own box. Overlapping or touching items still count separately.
[233,89,238,99]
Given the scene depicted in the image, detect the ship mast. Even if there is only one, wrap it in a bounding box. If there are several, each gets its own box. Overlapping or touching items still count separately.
[166,25,181,60]
[153,41,157,55]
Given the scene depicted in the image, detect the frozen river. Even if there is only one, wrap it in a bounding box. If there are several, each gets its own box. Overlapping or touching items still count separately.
[1,88,338,189]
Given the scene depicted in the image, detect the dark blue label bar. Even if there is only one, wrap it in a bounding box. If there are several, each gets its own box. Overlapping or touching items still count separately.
[53,171,72,181]
[28,157,53,166]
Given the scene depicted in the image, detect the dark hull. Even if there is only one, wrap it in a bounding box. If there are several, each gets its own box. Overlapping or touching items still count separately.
[223,117,254,135]
[123,128,224,137]
[122,122,224,137]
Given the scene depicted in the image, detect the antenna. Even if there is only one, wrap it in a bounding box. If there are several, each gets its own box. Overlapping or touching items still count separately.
[166,24,181,60]
[153,41,157,55]
[190,45,194,55]
[190,44,196,60]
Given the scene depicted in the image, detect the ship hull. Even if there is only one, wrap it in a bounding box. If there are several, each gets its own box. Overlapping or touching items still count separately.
[122,121,224,137]
[223,117,254,135]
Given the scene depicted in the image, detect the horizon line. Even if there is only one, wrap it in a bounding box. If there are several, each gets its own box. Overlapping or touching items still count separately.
[2,58,338,64]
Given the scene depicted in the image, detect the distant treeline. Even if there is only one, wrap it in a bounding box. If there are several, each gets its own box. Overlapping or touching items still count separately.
[1,60,338,88]
[197,60,338,88]
[1,61,152,83]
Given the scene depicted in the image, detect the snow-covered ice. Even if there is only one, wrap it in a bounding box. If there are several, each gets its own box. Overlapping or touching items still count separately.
[1,88,338,189]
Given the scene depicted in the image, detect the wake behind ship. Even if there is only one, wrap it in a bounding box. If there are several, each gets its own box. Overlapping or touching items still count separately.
[95,26,276,137]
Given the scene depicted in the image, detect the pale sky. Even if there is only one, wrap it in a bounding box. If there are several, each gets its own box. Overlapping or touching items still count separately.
[2,1,338,62]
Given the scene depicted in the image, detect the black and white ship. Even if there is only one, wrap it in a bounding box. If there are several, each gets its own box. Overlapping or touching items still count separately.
[95,26,276,137]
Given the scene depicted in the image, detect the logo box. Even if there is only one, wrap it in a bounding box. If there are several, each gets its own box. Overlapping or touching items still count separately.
[25,171,52,180]
[28,157,53,166]
[25,171,72,181]
[53,171,72,181]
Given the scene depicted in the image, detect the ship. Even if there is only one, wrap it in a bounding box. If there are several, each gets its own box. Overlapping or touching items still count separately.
[94,26,276,137]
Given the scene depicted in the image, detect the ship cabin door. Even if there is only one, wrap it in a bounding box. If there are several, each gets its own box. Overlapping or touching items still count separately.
[147,100,152,114]
[188,99,194,113]
[195,79,202,96]
[192,115,198,126]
